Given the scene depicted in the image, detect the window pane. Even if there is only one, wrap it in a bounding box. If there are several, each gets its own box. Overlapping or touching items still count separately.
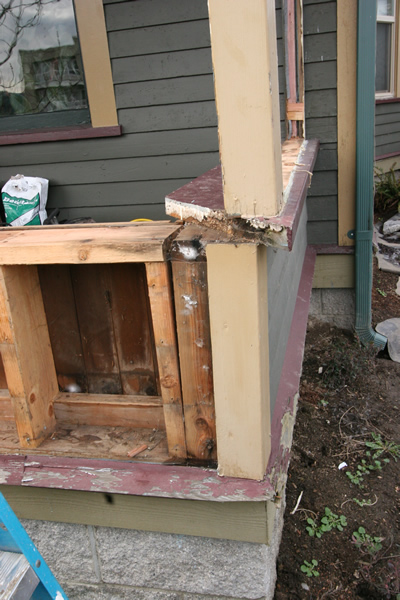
[377,0,395,17]
[376,22,392,92]
[0,0,88,118]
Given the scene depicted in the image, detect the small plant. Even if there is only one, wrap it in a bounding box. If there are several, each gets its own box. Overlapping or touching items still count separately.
[352,497,375,507]
[346,456,388,488]
[319,398,329,408]
[301,559,320,578]
[365,432,400,462]
[352,526,384,555]
[374,164,400,215]
[306,507,347,538]
[376,288,387,297]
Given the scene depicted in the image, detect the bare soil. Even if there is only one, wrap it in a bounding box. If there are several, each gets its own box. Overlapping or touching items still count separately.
[274,259,400,599]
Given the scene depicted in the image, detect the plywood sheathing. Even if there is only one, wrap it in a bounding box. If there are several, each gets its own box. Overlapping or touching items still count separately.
[166,139,319,250]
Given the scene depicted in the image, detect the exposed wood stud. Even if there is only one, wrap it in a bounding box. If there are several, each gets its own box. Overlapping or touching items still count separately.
[0,265,57,447]
[146,262,187,459]
[172,259,216,462]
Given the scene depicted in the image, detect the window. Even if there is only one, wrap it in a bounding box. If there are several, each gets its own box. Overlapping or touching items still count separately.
[0,0,119,143]
[376,0,397,96]
[0,0,90,132]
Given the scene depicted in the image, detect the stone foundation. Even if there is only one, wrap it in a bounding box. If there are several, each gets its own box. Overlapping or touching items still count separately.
[22,495,286,600]
[309,288,355,330]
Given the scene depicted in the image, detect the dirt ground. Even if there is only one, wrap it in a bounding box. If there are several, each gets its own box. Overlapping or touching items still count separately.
[274,259,400,599]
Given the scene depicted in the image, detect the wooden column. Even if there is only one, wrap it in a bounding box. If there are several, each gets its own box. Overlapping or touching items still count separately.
[0,266,57,448]
[337,0,357,246]
[172,260,217,463]
[208,0,283,217]
[206,244,271,480]
[146,262,187,459]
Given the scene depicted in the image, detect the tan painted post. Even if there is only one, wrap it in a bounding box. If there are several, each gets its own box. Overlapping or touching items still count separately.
[74,0,118,127]
[337,0,357,246]
[206,244,270,480]
[208,0,283,218]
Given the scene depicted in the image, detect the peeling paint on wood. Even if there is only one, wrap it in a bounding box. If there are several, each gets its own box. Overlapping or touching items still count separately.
[166,140,319,250]
[0,455,275,502]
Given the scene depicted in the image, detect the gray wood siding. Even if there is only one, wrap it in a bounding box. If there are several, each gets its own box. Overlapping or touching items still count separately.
[268,204,308,413]
[1,0,287,222]
[0,1,220,222]
[304,0,338,245]
[375,102,400,158]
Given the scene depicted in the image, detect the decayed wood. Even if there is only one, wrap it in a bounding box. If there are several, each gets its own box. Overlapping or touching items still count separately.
[146,262,187,459]
[39,265,88,392]
[71,265,122,394]
[172,260,216,462]
[0,356,6,389]
[0,223,180,265]
[54,392,165,429]
[0,392,12,421]
[108,264,159,396]
[0,420,170,462]
[0,265,57,447]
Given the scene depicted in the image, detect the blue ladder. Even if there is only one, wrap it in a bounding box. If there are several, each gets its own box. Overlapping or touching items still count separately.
[0,492,68,599]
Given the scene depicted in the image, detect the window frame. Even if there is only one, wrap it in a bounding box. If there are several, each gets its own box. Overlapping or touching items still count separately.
[376,0,400,98]
[0,0,121,145]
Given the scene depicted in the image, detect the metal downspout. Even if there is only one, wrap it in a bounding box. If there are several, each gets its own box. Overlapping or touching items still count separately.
[355,0,387,348]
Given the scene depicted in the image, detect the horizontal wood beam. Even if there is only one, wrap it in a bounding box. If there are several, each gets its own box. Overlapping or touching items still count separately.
[0,224,180,265]
[54,393,165,429]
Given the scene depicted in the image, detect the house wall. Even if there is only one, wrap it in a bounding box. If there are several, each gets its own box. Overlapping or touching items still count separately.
[268,203,308,414]
[303,0,338,244]
[0,1,219,222]
[0,0,287,223]
[18,498,285,600]
[375,101,400,159]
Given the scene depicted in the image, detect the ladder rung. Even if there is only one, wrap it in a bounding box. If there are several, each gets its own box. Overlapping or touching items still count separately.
[0,551,39,600]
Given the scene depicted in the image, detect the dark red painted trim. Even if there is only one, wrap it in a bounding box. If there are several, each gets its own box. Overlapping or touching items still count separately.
[267,245,316,485]
[375,97,400,104]
[166,139,320,251]
[0,125,122,146]
[311,244,354,255]
[274,139,320,250]
[0,454,275,501]
[375,150,400,161]
[167,165,224,211]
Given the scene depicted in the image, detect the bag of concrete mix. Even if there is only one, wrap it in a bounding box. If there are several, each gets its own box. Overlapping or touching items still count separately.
[1,174,48,226]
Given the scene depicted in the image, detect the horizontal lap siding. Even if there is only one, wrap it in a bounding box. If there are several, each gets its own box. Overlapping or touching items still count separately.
[304,0,338,244]
[375,102,400,158]
[0,1,220,222]
[1,1,287,220]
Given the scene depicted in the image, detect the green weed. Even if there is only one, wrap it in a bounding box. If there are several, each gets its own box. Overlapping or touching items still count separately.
[352,526,384,555]
[306,507,347,538]
[301,559,320,578]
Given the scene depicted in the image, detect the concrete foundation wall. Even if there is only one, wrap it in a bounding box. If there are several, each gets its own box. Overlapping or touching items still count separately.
[22,494,286,600]
[309,288,355,330]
